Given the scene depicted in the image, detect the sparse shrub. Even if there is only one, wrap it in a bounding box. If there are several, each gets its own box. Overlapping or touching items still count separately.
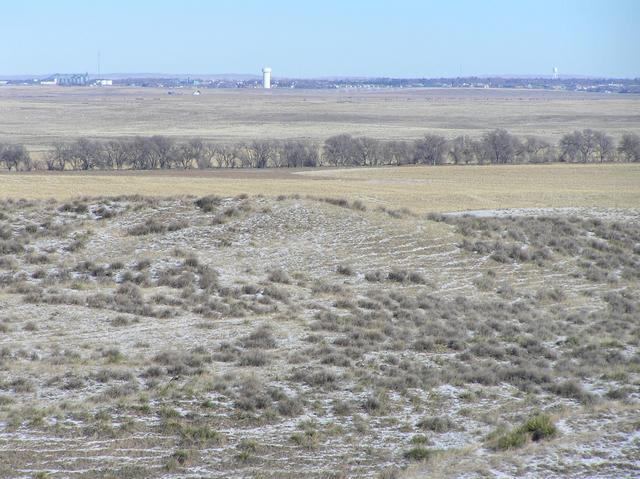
[135,258,151,270]
[267,268,291,284]
[110,315,131,327]
[352,200,366,211]
[277,396,304,417]
[549,380,594,404]
[290,421,322,450]
[165,449,193,471]
[294,368,338,388]
[520,413,558,441]
[410,434,431,445]
[411,338,435,352]
[59,202,88,214]
[10,377,34,393]
[322,197,349,208]
[403,446,436,461]
[490,413,557,450]
[388,268,409,283]
[198,266,219,291]
[417,416,455,433]
[362,392,388,414]
[365,270,385,282]
[238,350,270,367]
[195,195,222,212]
[102,347,123,363]
[23,321,38,332]
[537,287,566,302]
[127,218,165,236]
[242,284,260,294]
[332,399,352,416]
[336,264,354,276]
[241,325,276,349]
[180,425,224,447]
[408,271,426,284]
[115,282,143,303]
[473,273,495,291]
[0,239,23,255]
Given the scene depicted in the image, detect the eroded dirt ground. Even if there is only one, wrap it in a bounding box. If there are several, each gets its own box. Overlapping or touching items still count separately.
[0,196,638,478]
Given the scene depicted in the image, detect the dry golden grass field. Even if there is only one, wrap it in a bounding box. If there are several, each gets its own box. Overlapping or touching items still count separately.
[1,163,639,213]
[1,86,639,152]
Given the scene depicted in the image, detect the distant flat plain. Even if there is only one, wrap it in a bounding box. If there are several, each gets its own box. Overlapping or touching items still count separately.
[2,163,639,214]
[0,86,639,152]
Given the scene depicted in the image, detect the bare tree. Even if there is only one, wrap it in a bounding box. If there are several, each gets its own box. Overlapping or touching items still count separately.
[247,140,276,168]
[560,129,598,163]
[323,134,357,166]
[414,134,448,165]
[470,139,491,165]
[382,140,412,166]
[521,136,554,163]
[74,138,102,170]
[128,137,151,169]
[176,139,204,169]
[449,136,475,165]
[481,129,521,164]
[619,132,640,162]
[149,135,175,169]
[353,137,382,166]
[281,140,319,167]
[103,139,131,170]
[559,131,582,162]
[212,144,239,168]
[0,144,31,171]
[578,129,599,163]
[196,143,216,169]
[593,131,615,163]
[49,143,73,170]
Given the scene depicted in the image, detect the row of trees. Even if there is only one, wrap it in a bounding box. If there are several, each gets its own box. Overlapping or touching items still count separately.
[2,130,639,171]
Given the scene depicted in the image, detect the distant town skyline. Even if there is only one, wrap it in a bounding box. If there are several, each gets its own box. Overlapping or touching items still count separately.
[1,0,639,78]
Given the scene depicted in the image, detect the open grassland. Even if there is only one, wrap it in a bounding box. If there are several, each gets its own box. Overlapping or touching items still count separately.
[0,195,639,478]
[1,163,639,214]
[1,86,639,151]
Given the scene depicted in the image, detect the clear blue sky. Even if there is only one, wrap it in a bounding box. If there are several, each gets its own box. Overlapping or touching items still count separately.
[2,0,639,78]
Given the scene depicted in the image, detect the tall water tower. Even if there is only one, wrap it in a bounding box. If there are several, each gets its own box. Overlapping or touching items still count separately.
[262,67,272,89]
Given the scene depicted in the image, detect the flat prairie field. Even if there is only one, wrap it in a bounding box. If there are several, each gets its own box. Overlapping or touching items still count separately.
[1,163,639,213]
[1,86,639,151]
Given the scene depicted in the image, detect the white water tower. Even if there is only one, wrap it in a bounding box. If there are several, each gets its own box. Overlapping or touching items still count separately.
[262,67,272,89]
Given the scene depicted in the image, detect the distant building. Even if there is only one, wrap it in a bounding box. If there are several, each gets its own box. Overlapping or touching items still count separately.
[262,67,272,89]
[40,73,89,86]
[95,79,113,86]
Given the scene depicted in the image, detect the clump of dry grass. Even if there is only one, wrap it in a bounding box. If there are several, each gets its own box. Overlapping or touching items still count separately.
[128,217,188,236]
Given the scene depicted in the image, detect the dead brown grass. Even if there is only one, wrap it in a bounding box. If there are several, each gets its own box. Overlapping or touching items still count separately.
[1,86,638,152]
[1,163,638,214]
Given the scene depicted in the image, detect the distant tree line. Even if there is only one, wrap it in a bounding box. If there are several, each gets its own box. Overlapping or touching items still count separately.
[1,130,639,171]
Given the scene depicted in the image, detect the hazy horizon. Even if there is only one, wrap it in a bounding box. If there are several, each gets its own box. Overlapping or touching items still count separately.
[1,0,639,78]
[2,72,638,80]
